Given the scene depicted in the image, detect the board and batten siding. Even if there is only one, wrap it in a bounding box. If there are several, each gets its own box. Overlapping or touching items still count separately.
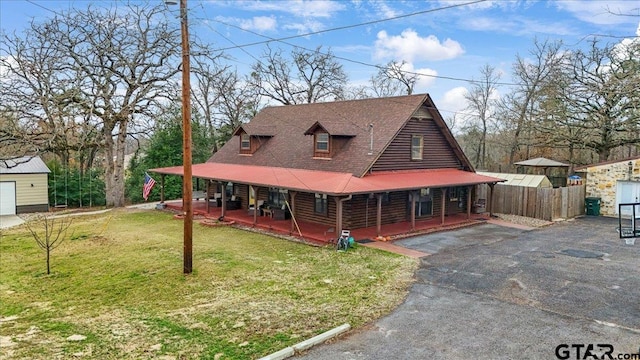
[0,173,49,212]
[371,118,462,172]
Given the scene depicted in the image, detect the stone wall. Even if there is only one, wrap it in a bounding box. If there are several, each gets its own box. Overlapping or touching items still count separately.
[585,159,640,216]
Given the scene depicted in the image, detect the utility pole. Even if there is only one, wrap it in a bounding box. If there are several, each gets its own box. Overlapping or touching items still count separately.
[181,0,193,274]
[167,0,193,274]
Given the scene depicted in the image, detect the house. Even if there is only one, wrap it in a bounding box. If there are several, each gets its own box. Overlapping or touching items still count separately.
[151,94,502,240]
[0,156,51,215]
[575,155,640,216]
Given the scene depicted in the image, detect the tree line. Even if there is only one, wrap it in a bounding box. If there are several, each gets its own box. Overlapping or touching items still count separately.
[1,3,638,207]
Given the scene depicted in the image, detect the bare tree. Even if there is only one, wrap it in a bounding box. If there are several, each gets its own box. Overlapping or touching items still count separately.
[464,64,500,169]
[1,4,186,207]
[369,60,418,97]
[500,39,566,164]
[25,215,73,275]
[191,55,229,153]
[249,46,348,105]
[559,38,640,161]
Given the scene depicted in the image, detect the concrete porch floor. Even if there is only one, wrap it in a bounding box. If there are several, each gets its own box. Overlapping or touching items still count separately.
[162,199,489,250]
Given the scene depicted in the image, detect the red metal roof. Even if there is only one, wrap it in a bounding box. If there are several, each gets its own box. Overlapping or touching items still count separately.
[151,163,502,196]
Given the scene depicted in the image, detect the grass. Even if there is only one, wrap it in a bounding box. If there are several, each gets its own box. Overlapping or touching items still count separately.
[0,209,418,359]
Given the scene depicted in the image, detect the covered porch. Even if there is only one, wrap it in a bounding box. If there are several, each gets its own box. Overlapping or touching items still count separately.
[163,198,490,245]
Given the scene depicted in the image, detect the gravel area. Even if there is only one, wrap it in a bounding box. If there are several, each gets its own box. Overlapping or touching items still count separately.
[493,213,555,228]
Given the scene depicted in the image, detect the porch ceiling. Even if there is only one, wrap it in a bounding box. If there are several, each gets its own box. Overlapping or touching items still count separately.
[150,163,503,196]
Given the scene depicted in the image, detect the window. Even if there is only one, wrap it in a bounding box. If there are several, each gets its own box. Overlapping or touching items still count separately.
[414,188,433,217]
[314,193,328,215]
[411,135,423,160]
[315,133,329,152]
[268,188,288,207]
[240,133,250,150]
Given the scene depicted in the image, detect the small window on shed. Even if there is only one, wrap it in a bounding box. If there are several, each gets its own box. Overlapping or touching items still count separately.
[240,133,250,150]
[411,135,423,160]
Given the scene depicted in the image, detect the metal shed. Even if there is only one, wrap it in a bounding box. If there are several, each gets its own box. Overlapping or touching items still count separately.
[477,172,553,188]
[0,156,51,215]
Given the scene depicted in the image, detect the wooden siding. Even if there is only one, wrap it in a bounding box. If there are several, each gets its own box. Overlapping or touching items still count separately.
[346,192,408,228]
[291,192,336,227]
[0,173,48,207]
[371,118,462,172]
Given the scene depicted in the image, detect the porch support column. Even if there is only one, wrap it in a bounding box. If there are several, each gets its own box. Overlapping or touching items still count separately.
[440,188,447,225]
[160,174,166,203]
[220,181,227,218]
[410,191,417,231]
[376,194,382,236]
[488,183,495,217]
[466,186,472,219]
[289,191,297,234]
[335,197,343,235]
[335,195,353,235]
[205,179,210,213]
[250,185,258,225]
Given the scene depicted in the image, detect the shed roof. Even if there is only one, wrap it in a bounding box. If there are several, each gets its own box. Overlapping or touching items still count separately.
[152,163,502,196]
[477,172,552,188]
[513,157,569,167]
[0,156,51,174]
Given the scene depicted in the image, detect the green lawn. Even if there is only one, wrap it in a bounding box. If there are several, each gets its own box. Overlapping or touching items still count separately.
[0,209,417,359]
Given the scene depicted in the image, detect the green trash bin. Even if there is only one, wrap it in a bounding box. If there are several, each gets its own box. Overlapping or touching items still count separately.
[585,197,601,216]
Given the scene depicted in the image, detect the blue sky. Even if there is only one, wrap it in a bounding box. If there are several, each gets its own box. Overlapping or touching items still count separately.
[1,0,639,120]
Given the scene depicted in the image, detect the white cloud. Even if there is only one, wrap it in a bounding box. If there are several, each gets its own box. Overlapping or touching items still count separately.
[554,1,640,25]
[369,0,400,19]
[464,16,575,36]
[435,86,468,133]
[0,55,17,81]
[236,0,346,18]
[374,29,464,62]
[239,16,277,31]
[283,19,325,34]
[391,61,438,90]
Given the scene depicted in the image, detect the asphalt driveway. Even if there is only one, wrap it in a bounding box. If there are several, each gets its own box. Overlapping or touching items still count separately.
[298,216,640,359]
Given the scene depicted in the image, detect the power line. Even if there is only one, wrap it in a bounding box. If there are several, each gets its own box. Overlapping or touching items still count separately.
[25,0,63,16]
[207,14,521,86]
[212,0,488,52]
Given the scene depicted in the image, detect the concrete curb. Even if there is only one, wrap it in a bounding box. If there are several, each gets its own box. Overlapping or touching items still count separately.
[258,323,350,360]
[258,346,295,360]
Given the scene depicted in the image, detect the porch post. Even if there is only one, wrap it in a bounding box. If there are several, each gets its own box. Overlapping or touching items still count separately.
[376,194,382,236]
[440,188,447,225]
[289,191,297,234]
[410,191,417,231]
[250,185,258,225]
[160,174,165,203]
[335,196,343,235]
[488,183,495,217]
[466,186,472,219]
[220,181,227,218]
[205,179,210,213]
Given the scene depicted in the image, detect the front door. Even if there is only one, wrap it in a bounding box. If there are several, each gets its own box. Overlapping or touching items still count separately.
[0,181,17,215]
[616,181,640,216]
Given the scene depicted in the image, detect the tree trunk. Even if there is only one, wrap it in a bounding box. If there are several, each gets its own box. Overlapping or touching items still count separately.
[46,248,51,275]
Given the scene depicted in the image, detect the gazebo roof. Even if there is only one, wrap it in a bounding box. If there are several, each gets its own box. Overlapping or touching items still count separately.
[513,157,569,167]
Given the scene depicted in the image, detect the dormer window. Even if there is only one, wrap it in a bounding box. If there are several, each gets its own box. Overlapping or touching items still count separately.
[315,133,329,152]
[240,133,250,150]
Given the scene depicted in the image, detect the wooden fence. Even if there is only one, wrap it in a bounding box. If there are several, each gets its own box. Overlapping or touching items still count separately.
[477,184,586,221]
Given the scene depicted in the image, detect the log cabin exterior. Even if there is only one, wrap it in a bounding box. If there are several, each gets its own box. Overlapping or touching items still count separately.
[152,94,502,240]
